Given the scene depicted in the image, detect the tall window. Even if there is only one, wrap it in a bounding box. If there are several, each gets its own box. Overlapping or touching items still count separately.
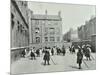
[24,2,27,7]
[44,28,48,35]
[36,37,40,43]
[54,22,58,25]
[11,13,14,29]
[50,37,55,42]
[21,2,24,6]
[42,21,45,25]
[35,27,39,34]
[45,37,48,42]
[35,20,39,25]
[56,28,60,34]
[49,28,55,34]
[57,37,60,42]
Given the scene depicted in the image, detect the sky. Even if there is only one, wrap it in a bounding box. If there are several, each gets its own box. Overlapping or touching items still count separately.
[28,1,96,34]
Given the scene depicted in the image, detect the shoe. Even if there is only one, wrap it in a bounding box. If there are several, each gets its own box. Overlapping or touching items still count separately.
[44,64,46,65]
[79,67,82,69]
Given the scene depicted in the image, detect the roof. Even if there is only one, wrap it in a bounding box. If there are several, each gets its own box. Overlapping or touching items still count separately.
[31,14,61,21]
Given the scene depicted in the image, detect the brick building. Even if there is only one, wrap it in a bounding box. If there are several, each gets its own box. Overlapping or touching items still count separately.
[29,10,62,48]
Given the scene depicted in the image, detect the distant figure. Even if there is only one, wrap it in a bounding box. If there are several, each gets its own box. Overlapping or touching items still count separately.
[72,46,75,53]
[51,48,54,56]
[59,48,62,54]
[42,47,45,54]
[30,50,36,60]
[62,45,66,56]
[85,47,91,61]
[36,49,40,57]
[21,49,25,58]
[77,49,83,69]
[69,46,71,53]
[82,44,87,54]
[70,45,74,54]
[56,47,61,55]
[43,51,50,65]
[53,47,57,55]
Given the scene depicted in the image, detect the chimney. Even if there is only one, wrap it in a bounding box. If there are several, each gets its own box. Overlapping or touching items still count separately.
[45,9,47,15]
[58,11,61,17]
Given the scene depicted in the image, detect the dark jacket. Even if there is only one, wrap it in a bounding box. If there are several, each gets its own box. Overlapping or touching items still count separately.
[30,51,35,57]
[43,51,50,61]
[51,48,54,53]
[85,48,90,57]
[77,50,83,64]
[22,50,25,55]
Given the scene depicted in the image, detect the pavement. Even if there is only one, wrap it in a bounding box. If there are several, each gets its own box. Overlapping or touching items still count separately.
[11,52,96,75]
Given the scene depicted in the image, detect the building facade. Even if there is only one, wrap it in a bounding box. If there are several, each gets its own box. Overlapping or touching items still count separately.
[78,25,86,40]
[11,0,29,49]
[77,17,96,52]
[85,17,96,40]
[70,29,79,42]
[63,28,79,42]
[29,10,62,48]
[78,17,96,41]
[63,30,71,42]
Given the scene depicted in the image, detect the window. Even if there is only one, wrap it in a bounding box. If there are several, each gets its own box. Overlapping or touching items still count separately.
[17,21,19,25]
[44,28,48,35]
[54,22,58,25]
[21,2,24,6]
[11,13,14,19]
[50,37,55,42]
[11,13,14,29]
[49,28,55,34]
[56,28,60,34]
[42,21,45,25]
[48,21,51,25]
[20,24,23,33]
[35,27,40,34]
[11,20,14,29]
[35,20,39,25]
[36,37,40,43]
[13,7,16,13]
[57,37,60,42]
[17,23,23,32]
[24,2,27,7]
[45,37,48,42]
[17,25,20,31]
[21,1,27,7]
[17,21,20,31]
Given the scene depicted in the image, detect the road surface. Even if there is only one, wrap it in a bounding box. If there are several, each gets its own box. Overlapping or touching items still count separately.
[11,52,96,74]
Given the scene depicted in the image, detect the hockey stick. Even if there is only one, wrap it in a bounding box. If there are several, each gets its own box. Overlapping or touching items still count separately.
[90,54,95,60]
[50,57,56,65]
[82,59,89,69]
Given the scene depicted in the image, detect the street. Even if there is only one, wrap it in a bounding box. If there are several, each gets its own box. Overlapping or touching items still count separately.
[11,51,96,74]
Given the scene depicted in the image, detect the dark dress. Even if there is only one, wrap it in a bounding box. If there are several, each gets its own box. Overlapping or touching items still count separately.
[51,48,54,55]
[77,51,83,64]
[22,50,25,57]
[30,51,35,60]
[85,48,90,58]
[43,51,50,65]
[43,51,50,61]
